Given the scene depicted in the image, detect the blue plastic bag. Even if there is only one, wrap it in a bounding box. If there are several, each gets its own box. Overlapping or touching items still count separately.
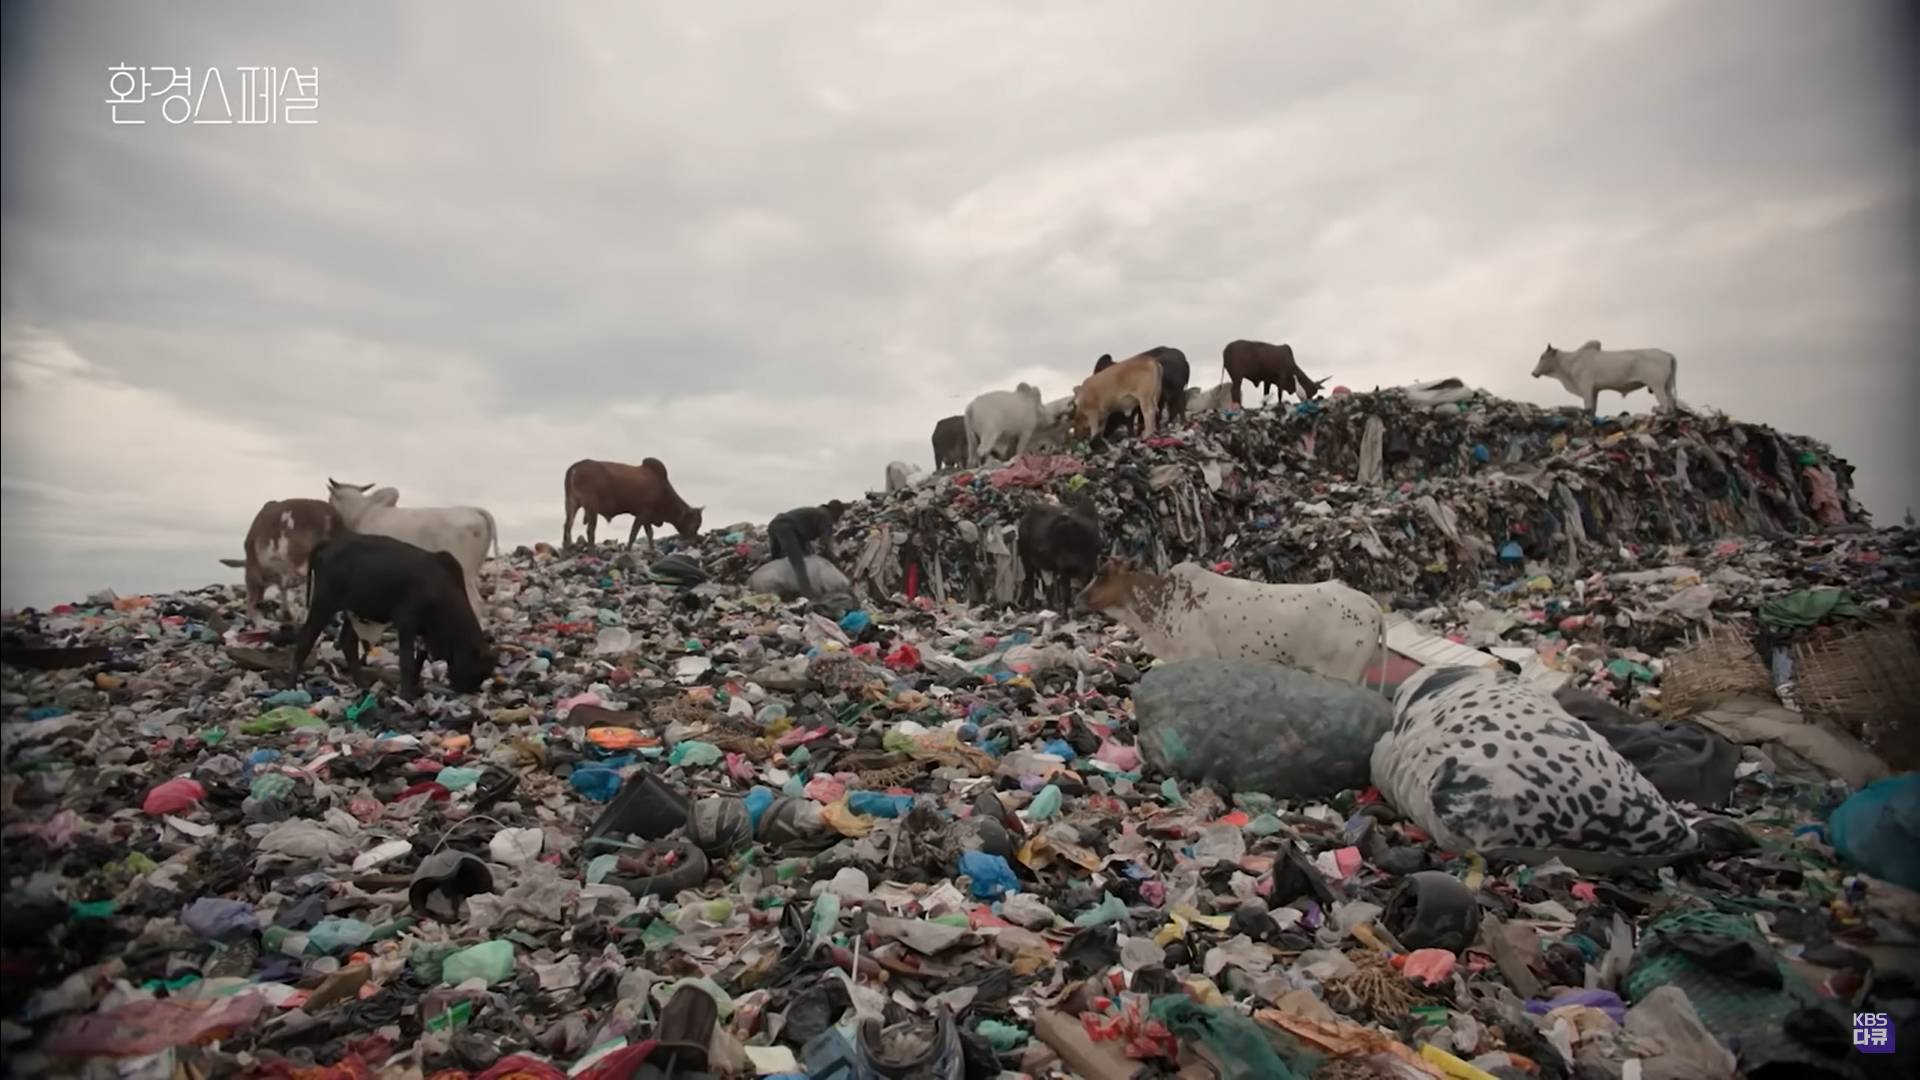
[744,786,775,832]
[570,766,623,803]
[848,791,913,818]
[958,851,1017,899]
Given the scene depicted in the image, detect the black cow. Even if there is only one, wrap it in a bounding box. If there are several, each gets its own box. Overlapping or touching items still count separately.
[1146,346,1190,427]
[931,416,968,471]
[1016,494,1103,610]
[1221,339,1324,407]
[290,534,496,701]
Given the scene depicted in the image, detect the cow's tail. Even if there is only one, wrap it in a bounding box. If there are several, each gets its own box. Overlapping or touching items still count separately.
[477,508,500,559]
[1367,604,1389,698]
[563,462,582,537]
[961,408,977,467]
[1663,354,1680,411]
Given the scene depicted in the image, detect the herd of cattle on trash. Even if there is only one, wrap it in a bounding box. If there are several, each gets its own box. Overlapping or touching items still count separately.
[15,319,1920,1080]
[221,337,1686,705]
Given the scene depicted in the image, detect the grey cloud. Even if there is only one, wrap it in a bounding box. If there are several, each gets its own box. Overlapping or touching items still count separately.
[3,0,1916,609]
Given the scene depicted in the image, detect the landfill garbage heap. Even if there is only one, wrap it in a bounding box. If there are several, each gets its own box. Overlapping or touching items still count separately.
[1,387,1915,1080]
[829,387,1873,611]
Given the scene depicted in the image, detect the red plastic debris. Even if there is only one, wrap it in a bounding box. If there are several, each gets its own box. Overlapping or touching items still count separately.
[142,777,206,816]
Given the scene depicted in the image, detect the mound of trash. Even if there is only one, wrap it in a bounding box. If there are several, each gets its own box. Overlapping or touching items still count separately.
[2,388,1915,1080]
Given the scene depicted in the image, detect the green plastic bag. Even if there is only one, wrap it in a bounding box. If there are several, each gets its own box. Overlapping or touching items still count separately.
[441,940,515,986]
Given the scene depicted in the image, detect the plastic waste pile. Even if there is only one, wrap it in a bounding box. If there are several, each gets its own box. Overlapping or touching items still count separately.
[836,387,1877,610]
[1,392,1915,1080]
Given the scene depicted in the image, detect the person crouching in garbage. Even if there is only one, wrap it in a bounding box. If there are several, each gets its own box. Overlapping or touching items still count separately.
[767,499,847,596]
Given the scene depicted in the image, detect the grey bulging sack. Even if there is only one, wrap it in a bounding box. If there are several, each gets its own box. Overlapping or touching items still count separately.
[1134,659,1393,798]
[746,556,852,601]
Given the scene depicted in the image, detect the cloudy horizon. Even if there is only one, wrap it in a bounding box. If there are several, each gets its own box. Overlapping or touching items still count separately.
[3,0,1916,610]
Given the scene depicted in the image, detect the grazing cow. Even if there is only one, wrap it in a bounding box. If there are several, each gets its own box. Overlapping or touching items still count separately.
[1071,354,1162,443]
[290,534,496,701]
[1532,340,1679,414]
[931,415,968,472]
[1016,494,1103,610]
[327,480,498,627]
[884,461,924,492]
[1221,340,1324,407]
[767,500,848,597]
[563,458,704,551]
[1076,557,1384,686]
[1090,355,1135,439]
[964,383,1049,466]
[219,498,344,623]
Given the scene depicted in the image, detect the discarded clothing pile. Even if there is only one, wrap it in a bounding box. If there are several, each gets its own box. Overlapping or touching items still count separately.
[841,388,1878,610]
[2,395,1915,1080]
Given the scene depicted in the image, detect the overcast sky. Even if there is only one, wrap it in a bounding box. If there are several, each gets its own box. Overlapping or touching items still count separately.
[3,0,1915,610]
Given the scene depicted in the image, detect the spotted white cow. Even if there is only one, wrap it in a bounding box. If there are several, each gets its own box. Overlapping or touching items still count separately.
[327,480,499,627]
[1076,557,1384,685]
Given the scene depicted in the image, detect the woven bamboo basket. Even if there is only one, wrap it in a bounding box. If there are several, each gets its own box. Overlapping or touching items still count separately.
[1793,621,1920,772]
[1660,623,1774,718]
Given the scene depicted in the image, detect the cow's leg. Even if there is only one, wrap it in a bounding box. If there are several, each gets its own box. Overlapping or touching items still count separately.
[1229,375,1243,406]
[395,617,422,701]
[288,584,343,688]
[338,621,364,687]
[1584,386,1600,416]
[286,565,308,625]
[1651,375,1676,413]
[244,565,266,625]
[644,523,657,553]
[584,512,598,546]
[563,501,576,548]
[627,516,643,549]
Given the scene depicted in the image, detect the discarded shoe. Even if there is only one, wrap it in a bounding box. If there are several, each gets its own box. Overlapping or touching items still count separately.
[408,851,494,921]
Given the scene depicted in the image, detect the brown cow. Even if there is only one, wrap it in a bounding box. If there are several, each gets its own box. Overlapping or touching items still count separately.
[563,458,704,550]
[219,498,345,623]
[1221,340,1324,407]
[1071,353,1163,442]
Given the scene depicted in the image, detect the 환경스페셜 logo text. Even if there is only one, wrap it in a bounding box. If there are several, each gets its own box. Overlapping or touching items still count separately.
[107,65,318,125]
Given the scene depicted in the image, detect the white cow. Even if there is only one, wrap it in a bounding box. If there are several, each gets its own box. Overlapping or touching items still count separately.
[883,461,924,492]
[1533,340,1679,414]
[326,479,499,625]
[1076,557,1384,686]
[962,383,1048,466]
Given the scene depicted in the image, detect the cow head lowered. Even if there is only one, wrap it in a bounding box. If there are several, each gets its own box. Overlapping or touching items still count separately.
[676,505,706,539]
[1075,555,1155,615]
